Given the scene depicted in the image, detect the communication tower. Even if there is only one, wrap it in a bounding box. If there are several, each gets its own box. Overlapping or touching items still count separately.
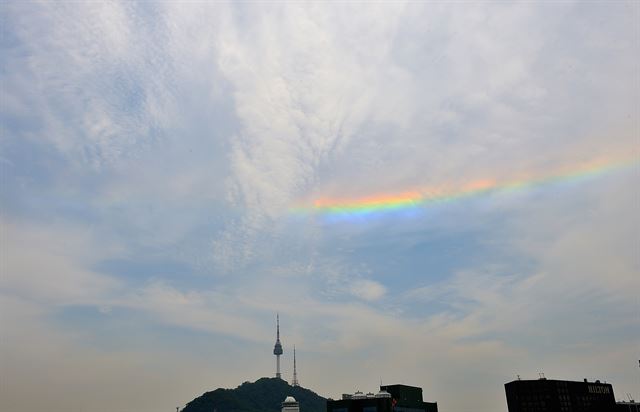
[273,314,283,378]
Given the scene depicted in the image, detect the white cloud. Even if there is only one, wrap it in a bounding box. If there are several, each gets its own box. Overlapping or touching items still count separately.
[0,218,123,305]
[349,279,387,302]
[1,1,215,168]
[211,3,411,267]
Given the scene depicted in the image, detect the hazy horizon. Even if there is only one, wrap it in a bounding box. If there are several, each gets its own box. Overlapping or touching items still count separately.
[1,2,639,412]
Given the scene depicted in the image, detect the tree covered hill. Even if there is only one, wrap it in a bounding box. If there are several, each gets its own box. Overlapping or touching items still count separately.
[182,377,327,412]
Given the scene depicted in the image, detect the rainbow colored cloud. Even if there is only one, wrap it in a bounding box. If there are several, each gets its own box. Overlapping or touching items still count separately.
[291,155,638,220]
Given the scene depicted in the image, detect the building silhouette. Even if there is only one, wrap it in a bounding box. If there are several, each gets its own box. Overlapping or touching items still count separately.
[616,400,640,412]
[327,384,437,412]
[505,377,617,412]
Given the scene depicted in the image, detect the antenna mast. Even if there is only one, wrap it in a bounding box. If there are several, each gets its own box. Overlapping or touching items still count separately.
[292,345,299,386]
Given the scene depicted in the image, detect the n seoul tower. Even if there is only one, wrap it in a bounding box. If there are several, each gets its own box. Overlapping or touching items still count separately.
[273,314,283,379]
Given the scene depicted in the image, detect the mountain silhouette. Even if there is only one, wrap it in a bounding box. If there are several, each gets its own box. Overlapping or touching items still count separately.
[182,377,327,412]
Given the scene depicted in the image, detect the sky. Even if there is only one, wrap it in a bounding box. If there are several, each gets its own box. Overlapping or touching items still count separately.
[0,2,639,412]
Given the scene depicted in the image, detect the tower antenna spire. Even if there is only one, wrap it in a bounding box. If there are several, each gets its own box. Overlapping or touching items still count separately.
[292,345,299,387]
[273,313,283,379]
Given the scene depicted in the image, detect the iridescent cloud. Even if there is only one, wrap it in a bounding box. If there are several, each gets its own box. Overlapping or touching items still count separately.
[292,155,639,220]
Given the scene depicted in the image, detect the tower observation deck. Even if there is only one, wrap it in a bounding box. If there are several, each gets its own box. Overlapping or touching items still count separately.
[273,314,283,378]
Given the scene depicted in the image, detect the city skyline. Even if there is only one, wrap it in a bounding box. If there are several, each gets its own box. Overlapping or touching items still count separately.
[1,2,639,412]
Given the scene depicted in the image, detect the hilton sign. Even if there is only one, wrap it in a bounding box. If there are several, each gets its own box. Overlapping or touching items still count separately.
[588,385,611,394]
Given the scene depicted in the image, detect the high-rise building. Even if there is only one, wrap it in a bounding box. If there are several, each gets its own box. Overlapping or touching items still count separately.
[504,377,617,412]
[327,384,438,412]
[273,314,283,379]
[282,396,300,412]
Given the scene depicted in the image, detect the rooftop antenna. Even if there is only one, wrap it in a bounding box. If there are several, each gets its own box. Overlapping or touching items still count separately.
[292,345,299,387]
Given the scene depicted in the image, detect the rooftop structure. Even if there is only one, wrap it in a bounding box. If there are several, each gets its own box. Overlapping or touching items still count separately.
[282,395,300,412]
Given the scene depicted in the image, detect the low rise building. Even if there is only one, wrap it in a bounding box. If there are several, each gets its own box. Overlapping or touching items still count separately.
[327,384,437,412]
[617,401,640,412]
